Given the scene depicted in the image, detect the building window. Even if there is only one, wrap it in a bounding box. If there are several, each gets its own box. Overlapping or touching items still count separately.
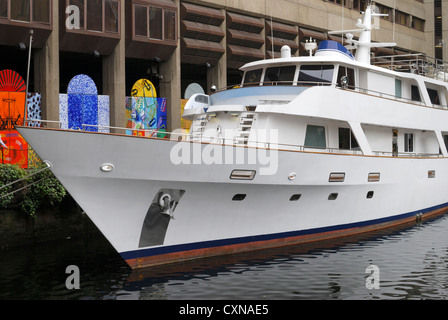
[305,125,326,149]
[0,0,50,24]
[376,4,391,21]
[11,0,30,22]
[412,17,425,32]
[353,0,367,11]
[0,0,7,18]
[70,0,84,27]
[395,10,409,26]
[404,133,414,152]
[68,0,119,34]
[133,3,177,42]
[105,0,119,33]
[33,0,50,23]
[134,4,148,37]
[149,7,162,39]
[87,0,103,31]
[164,10,176,40]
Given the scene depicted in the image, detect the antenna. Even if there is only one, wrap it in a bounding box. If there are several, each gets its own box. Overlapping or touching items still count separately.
[392,0,396,44]
[271,13,274,59]
[24,29,33,126]
[341,0,344,46]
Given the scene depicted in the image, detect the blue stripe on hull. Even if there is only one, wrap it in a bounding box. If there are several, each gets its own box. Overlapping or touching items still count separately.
[120,202,448,261]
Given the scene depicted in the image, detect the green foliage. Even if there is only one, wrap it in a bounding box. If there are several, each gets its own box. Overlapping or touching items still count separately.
[0,164,67,217]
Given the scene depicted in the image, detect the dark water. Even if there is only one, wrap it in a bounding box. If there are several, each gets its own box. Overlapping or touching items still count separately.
[1,213,448,301]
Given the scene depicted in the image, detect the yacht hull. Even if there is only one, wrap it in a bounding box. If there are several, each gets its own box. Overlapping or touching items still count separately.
[17,126,448,269]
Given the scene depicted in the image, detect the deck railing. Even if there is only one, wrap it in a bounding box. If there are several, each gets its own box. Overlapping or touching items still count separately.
[372,53,448,83]
[24,119,443,159]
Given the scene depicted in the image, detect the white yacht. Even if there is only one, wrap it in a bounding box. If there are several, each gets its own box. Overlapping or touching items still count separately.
[17,5,448,269]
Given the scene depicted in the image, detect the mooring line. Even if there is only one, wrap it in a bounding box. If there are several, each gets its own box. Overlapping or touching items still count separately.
[0,177,48,199]
[0,165,50,193]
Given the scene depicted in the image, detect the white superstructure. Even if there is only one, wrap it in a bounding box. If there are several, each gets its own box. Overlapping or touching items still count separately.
[17,5,448,269]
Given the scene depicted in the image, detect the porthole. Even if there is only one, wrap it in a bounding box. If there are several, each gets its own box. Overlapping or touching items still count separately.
[290,194,302,201]
[328,193,338,200]
[232,194,247,201]
[366,191,374,199]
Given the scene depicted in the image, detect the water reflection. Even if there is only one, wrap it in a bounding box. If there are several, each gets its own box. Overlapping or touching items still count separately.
[1,214,448,300]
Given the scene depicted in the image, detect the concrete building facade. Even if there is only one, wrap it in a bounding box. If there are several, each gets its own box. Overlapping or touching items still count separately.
[0,0,445,132]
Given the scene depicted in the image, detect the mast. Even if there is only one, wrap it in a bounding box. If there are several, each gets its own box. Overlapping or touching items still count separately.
[328,3,396,65]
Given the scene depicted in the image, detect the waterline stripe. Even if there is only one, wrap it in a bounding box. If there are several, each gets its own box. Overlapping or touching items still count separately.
[120,202,448,261]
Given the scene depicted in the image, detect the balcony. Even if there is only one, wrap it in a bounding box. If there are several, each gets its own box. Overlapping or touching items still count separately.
[126,0,178,61]
[0,0,52,48]
[60,0,121,56]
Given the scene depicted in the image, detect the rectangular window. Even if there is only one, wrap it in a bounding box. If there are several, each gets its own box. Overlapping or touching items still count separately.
[149,7,162,40]
[70,0,84,29]
[395,10,408,26]
[134,4,148,37]
[298,65,334,85]
[134,4,176,41]
[33,0,50,23]
[368,173,380,182]
[87,0,103,31]
[11,0,30,22]
[0,0,7,18]
[337,66,356,89]
[427,88,440,105]
[411,85,421,102]
[305,125,326,149]
[412,17,425,32]
[404,133,414,152]
[338,127,359,150]
[243,69,263,86]
[264,66,297,85]
[105,0,119,33]
[443,135,448,153]
[395,79,402,98]
[164,10,176,40]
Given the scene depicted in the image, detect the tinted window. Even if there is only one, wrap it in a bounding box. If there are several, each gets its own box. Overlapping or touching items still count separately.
[337,66,355,89]
[264,66,296,85]
[243,69,263,86]
[427,88,440,105]
[105,0,119,33]
[305,125,326,148]
[0,0,7,18]
[338,128,359,150]
[87,0,103,31]
[135,5,147,36]
[149,7,162,39]
[11,0,30,21]
[33,0,50,23]
[164,10,176,40]
[298,65,334,85]
[411,85,421,101]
